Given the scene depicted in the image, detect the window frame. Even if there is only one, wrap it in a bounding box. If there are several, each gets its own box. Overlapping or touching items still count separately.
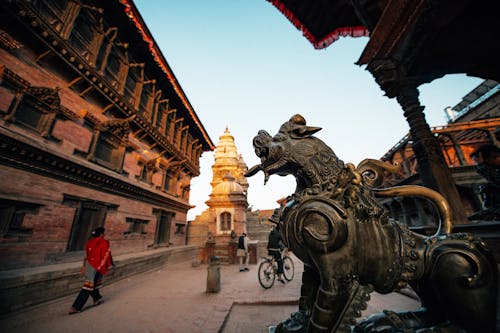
[0,199,41,236]
[218,211,232,234]
[4,86,60,138]
[124,217,149,235]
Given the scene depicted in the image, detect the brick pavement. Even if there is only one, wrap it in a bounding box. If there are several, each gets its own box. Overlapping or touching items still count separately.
[0,256,421,333]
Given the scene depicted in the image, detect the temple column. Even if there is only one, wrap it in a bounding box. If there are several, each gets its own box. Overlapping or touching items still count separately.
[396,86,466,224]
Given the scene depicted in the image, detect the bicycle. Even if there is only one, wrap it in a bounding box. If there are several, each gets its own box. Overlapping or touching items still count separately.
[258,249,295,289]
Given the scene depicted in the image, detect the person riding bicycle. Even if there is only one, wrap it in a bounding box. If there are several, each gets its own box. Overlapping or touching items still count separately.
[267,224,286,284]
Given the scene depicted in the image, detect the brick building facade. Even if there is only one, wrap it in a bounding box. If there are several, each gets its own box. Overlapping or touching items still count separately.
[0,0,214,270]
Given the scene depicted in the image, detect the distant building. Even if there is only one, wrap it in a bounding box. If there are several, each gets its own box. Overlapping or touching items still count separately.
[379,80,499,226]
[188,128,249,261]
[187,128,277,263]
[0,0,214,270]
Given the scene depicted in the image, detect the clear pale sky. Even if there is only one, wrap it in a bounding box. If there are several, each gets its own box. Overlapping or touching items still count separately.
[133,1,483,220]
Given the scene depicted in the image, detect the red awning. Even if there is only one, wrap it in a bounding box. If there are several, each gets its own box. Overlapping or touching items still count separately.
[268,0,369,49]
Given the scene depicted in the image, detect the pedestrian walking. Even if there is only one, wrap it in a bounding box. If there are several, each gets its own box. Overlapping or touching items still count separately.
[69,227,114,314]
[237,232,249,272]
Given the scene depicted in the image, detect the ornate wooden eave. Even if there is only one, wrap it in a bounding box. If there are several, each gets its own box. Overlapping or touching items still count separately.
[357,0,426,65]
[356,0,500,95]
[118,0,214,150]
[1,1,203,176]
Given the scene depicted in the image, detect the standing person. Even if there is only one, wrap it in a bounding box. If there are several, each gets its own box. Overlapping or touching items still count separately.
[267,225,285,283]
[69,227,114,314]
[237,232,249,272]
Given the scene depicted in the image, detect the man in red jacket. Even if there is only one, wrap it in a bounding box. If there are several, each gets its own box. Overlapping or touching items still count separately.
[69,227,114,314]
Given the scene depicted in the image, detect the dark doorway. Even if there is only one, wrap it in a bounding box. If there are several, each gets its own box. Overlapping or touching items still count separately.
[154,209,174,245]
[67,202,107,251]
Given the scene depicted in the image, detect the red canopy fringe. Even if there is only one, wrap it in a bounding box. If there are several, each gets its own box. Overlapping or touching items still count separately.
[268,0,369,49]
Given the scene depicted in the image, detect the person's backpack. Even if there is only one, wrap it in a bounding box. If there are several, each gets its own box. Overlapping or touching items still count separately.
[238,235,245,249]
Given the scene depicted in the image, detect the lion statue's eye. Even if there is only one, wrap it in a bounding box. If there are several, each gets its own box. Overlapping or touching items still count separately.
[273,133,287,142]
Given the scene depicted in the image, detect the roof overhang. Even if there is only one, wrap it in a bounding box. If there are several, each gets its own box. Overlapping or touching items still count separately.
[267,0,500,94]
[267,0,369,49]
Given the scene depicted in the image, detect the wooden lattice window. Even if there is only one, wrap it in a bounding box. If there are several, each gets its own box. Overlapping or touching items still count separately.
[0,199,40,235]
[95,27,117,72]
[173,121,181,146]
[180,130,188,152]
[86,117,132,172]
[5,86,59,138]
[32,0,80,37]
[103,42,128,92]
[67,6,104,65]
[137,159,156,185]
[138,80,155,119]
[165,111,175,140]
[219,212,232,232]
[161,170,174,193]
[123,64,143,107]
[94,132,121,166]
[125,218,148,235]
[154,98,168,131]
[175,223,185,235]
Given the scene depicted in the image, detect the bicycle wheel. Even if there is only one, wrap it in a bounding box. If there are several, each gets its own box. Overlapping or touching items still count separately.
[258,260,275,289]
[283,256,295,281]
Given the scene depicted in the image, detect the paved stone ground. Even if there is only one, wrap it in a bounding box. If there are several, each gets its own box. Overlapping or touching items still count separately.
[0,256,421,333]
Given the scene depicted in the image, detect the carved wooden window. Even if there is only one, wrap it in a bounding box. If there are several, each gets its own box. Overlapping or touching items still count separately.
[193,145,202,165]
[5,87,59,138]
[219,212,232,232]
[32,0,80,38]
[188,138,198,161]
[165,111,175,140]
[0,199,40,235]
[67,5,104,65]
[138,159,155,185]
[154,98,168,131]
[125,218,148,235]
[161,170,173,193]
[175,223,185,235]
[180,129,188,152]
[138,79,155,119]
[153,209,174,245]
[123,64,143,107]
[94,133,121,167]
[181,183,190,200]
[103,42,128,92]
[186,135,193,157]
[173,120,182,146]
[87,118,131,172]
[95,28,117,72]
